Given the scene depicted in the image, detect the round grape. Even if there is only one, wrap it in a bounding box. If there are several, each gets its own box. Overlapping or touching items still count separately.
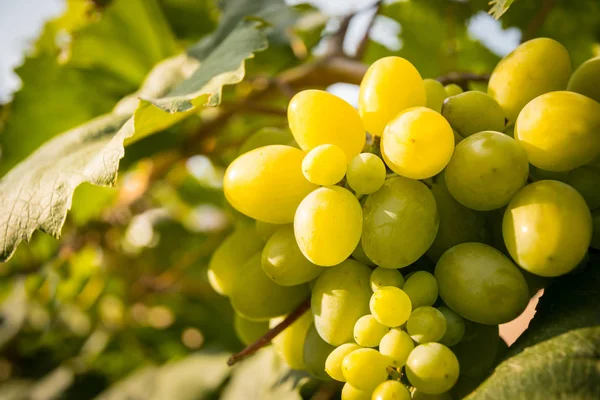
[372,381,411,400]
[346,153,386,195]
[406,343,459,394]
[370,286,412,327]
[370,267,405,292]
[325,343,362,382]
[407,306,447,344]
[379,328,414,367]
[342,348,389,391]
[353,315,389,347]
[437,307,465,347]
[402,271,438,309]
[302,144,347,186]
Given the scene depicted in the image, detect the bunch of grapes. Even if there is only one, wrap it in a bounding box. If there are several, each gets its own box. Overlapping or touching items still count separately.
[209,38,600,400]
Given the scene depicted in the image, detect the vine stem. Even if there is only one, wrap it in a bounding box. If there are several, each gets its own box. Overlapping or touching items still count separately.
[227,297,311,366]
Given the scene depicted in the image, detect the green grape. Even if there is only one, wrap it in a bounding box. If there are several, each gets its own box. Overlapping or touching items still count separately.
[381,107,454,179]
[288,90,365,157]
[370,286,412,327]
[346,153,387,195]
[516,91,600,171]
[255,220,281,242]
[238,127,294,155]
[444,84,463,97]
[426,175,488,261]
[234,314,269,346]
[503,180,592,277]
[230,253,309,320]
[402,271,438,309]
[270,311,312,369]
[353,314,389,347]
[565,166,600,210]
[372,381,411,400]
[325,343,362,381]
[311,259,372,345]
[303,324,336,379]
[342,348,389,391]
[437,307,465,347]
[412,389,453,400]
[224,145,317,223]
[407,306,447,344]
[302,144,348,186]
[295,186,363,266]
[262,225,324,286]
[342,383,371,400]
[435,243,529,324]
[592,209,600,250]
[370,267,405,292]
[445,131,529,211]
[488,37,571,122]
[406,343,459,394]
[352,241,376,266]
[379,328,414,367]
[358,56,426,136]
[362,176,439,268]
[567,55,600,103]
[207,223,264,296]
[424,78,446,113]
[451,321,499,378]
[441,91,505,137]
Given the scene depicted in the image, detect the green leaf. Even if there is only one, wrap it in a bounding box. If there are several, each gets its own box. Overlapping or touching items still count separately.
[489,0,516,19]
[157,0,219,41]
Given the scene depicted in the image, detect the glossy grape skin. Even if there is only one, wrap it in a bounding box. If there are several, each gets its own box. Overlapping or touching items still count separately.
[358,56,426,136]
[352,241,376,266]
[295,186,363,266]
[207,224,264,296]
[442,91,505,137]
[435,243,529,324]
[362,177,439,268]
[302,144,348,186]
[437,307,465,347]
[370,267,405,292]
[346,153,387,195]
[379,328,414,367]
[311,259,372,345]
[224,145,317,223]
[262,225,324,286]
[515,91,600,171]
[230,253,309,320]
[342,348,389,391]
[444,84,463,97]
[488,37,571,122]
[451,321,499,378]
[592,209,600,250]
[407,306,447,344]
[402,271,438,309]
[381,107,454,179]
[303,324,336,380]
[372,381,411,400]
[234,314,269,345]
[342,383,371,400]
[567,55,600,103]
[370,286,412,327]
[406,343,459,394]
[353,315,389,347]
[270,311,312,369]
[325,343,362,381]
[288,90,365,157]
[424,79,446,113]
[255,220,281,242]
[503,180,592,277]
[238,127,294,155]
[445,131,529,211]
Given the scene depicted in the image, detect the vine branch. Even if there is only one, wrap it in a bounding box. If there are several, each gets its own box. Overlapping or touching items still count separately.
[436,71,490,86]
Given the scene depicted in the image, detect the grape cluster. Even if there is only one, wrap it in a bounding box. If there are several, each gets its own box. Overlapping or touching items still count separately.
[210,38,600,399]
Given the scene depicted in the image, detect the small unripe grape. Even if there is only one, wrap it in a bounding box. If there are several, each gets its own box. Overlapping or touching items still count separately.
[444,84,463,97]
[302,144,347,186]
[346,153,386,195]
[437,307,465,347]
[370,267,405,292]
[424,78,446,113]
[353,314,389,347]
[568,55,600,103]
[379,328,414,367]
[402,271,438,309]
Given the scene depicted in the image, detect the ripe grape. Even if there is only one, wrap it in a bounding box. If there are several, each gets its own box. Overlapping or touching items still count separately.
[341,383,371,400]
[255,220,281,242]
[294,186,362,267]
[445,131,529,210]
[379,328,414,367]
[451,321,499,378]
[503,180,592,277]
[358,56,426,136]
[370,286,412,327]
[435,242,529,324]
[288,90,365,157]
[224,145,317,223]
[567,55,600,103]
[303,324,336,380]
[342,348,389,391]
[437,307,465,347]
[325,343,362,381]
[488,37,571,122]
[442,91,505,137]
[370,267,405,292]
[262,225,323,286]
[362,176,439,268]
[311,259,372,345]
[346,153,386,195]
[353,314,389,347]
[444,84,463,97]
[270,311,312,369]
[407,306,447,344]
[402,271,438,309]
[372,381,411,400]
[381,107,454,179]
[516,91,600,171]
[424,78,446,113]
[302,144,347,186]
[233,314,269,345]
[238,127,294,155]
[406,343,459,394]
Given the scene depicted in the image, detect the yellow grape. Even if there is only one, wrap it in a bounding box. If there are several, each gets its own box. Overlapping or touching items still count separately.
[302,144,347,186]
[503,180,592,277]
[444,84,463,97]
[424,78,446,113]
[270,311,312,369]
[342,348,389,391]
[342,383,371,400]
[568,55,600,103]
[372,381,411,400]
[353,314,389,347]
[288,90,365,157]
[224,145,317,223]
[234,314,269,345]
[405,343,459,394]
[488,37,571,122]
[379,328,414,367]
[294,186,362,266]
[516,91,600,171]
[370,267,405,292]
[381,107,454,179]
[358,56,426,136]
[370,286,412,327]
[325,343,362,381]
[346,153,386,195]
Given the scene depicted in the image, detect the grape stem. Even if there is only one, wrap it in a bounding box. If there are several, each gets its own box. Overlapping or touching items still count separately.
[226,297,311,366]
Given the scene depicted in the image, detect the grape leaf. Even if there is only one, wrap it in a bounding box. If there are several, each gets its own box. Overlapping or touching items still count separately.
[489,0,516,19]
